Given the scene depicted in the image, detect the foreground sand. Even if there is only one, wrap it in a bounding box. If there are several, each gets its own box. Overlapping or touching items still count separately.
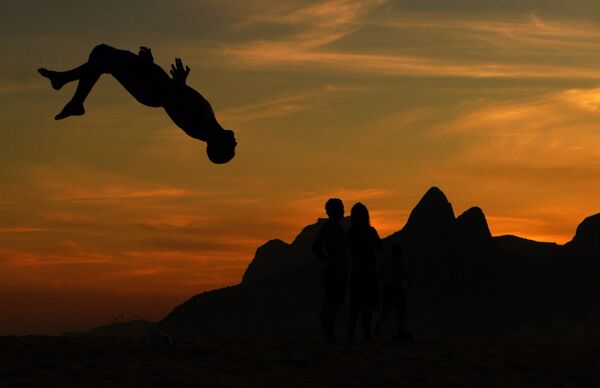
[1,336,599,387]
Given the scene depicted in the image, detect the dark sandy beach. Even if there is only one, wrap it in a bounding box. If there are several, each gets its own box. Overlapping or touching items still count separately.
[1,336,599,387]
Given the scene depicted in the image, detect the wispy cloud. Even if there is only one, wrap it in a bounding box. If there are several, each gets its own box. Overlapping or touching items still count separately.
[53,187,190,202]
[238,0,389,49]
[222,47,600,79]
[437,87,600,166]
[0,163,311,300]
[217,4,600,79]
[373,12,600,46]
[0,227,46,233]
[292,187,394,208]
[27,165,211,203]
[220,85,354,123]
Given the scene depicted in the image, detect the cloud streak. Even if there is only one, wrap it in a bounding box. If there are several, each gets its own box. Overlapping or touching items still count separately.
[220,85,354,123]
[437,87,600,165]
[216,4,600,79]
[238,0,389,49]
[223,47,600,79]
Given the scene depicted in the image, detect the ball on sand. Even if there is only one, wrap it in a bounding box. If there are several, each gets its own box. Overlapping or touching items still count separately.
[149,330,173,346]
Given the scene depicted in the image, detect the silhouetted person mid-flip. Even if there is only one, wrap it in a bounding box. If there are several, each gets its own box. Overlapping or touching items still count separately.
[38,44,236,164]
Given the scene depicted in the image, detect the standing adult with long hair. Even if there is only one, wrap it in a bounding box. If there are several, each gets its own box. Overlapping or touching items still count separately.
[347,203,383,342]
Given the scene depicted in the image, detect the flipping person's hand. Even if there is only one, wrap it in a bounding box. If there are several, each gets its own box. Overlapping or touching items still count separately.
[170,58,190,85]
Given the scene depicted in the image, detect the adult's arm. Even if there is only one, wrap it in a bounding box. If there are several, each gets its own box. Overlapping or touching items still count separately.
[312,225,327,262]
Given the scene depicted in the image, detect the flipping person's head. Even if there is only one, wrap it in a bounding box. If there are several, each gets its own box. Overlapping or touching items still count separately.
[350,202,370,227]
[325,198,344,221]
[207,129,237,164]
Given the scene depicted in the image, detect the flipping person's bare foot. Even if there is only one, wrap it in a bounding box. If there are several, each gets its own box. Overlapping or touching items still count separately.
[38,68,67,91]
[55,101,85,120]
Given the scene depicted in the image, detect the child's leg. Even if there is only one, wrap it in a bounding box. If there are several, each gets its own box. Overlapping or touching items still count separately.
[347,304,359,341]
[362,309,373,340]
[320,299,335,341]
[376,308,391,338]
[395,288,407,338]
[396,303,405,336]
[376,285,392,337]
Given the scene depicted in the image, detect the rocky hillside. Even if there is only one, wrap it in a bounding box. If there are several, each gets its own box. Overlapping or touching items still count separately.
[159,187,599,339]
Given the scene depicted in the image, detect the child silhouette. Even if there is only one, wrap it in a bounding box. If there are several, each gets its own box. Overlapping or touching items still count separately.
[375,243,413,342]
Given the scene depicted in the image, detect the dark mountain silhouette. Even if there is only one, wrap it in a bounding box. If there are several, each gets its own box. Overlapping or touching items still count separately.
[496,213,600,286]
[565,213,600,254]
[241,239,292,283]
[159,187,599,340]
[547,213,600,290]
[242,218,352,284]
[400,186,455,239]
[495,235,560,261]
[456,207,493,249]
[88,320,157,337]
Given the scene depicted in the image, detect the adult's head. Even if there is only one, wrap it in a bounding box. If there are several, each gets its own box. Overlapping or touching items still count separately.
[207,129,237,164]
[325,198,344,221]
[350,202,370,227]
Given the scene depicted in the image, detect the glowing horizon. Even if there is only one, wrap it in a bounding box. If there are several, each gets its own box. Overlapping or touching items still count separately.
[2,0,600,334]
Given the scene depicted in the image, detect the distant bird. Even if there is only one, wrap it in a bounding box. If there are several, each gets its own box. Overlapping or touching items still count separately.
[38,44,236,164]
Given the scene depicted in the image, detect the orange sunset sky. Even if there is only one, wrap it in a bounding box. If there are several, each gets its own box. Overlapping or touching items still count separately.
[1,0,600,334]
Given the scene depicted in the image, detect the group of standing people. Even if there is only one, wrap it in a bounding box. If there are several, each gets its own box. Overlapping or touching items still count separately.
[312,199,410,343]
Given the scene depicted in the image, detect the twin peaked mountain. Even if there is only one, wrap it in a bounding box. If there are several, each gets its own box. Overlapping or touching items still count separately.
[160,187,600,339]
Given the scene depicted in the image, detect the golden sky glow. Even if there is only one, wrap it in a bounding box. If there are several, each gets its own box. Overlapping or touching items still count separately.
[2,0,600,334]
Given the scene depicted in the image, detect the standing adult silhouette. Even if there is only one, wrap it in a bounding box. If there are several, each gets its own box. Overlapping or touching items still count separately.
[38,44,236,164]
[347,203,382,342]
[312,198,348,343]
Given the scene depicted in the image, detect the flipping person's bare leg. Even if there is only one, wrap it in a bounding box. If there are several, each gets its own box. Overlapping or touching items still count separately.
[38,64,88,91]
[53,45,116,120]
[41,44,165,121]
[38,59,96,120]
[53,66,99,120]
